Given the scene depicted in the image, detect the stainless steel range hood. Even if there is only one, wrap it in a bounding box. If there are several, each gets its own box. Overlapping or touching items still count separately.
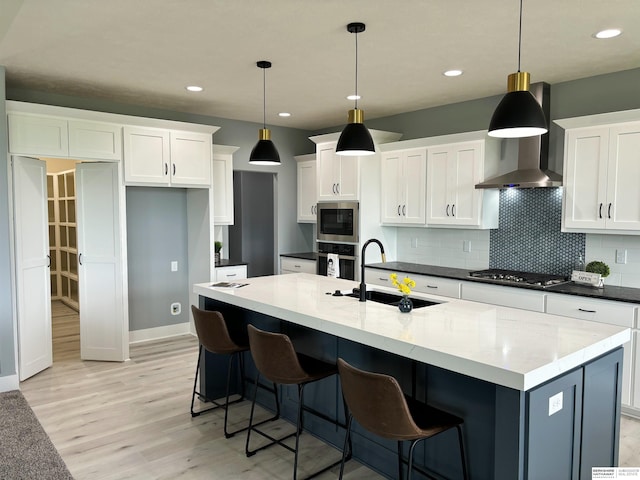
[476,82,562,189]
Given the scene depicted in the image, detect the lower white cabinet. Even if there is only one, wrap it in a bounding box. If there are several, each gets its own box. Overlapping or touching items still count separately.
[215,265,247,282]
[365,268,461,298]
[461,282,546,312]
[546,293,635,407]
[281,257,317,274]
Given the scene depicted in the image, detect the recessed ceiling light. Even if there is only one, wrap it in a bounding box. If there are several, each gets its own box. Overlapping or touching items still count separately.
[346,94,361,101]
[594,28,622,39]
[443,69,463,77]
[278,112,291,117]
[185,85,203,92]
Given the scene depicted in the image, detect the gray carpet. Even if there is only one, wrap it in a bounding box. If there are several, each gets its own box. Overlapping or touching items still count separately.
[0,390,73,479]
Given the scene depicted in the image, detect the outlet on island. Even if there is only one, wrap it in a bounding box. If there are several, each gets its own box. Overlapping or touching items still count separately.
[170,302,181,315]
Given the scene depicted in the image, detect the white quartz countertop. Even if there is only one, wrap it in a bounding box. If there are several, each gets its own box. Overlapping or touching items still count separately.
[194,273,630,391]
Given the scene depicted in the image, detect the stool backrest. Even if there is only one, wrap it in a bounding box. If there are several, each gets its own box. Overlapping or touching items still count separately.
[191,306,241,355]
[247,324,308,384]
[337,358,422,440]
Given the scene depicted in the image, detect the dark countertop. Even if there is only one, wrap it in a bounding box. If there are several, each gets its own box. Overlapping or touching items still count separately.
[366,261,640,305]
[280,252,317,261]
[215,259,248,267]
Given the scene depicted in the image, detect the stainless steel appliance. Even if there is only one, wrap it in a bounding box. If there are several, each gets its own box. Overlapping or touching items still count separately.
[317,242,357,281]
[469,269,569,288]
[317,201,359,243]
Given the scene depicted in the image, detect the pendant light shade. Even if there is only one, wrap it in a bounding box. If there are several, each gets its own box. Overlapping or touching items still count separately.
[488,0,548,138]
[250,60,280,165]
[336,22,375,156]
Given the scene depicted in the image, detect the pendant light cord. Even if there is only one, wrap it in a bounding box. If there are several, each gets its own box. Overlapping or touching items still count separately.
[517,0,523,72]
[262,66,266,129]
[354,30,359,110]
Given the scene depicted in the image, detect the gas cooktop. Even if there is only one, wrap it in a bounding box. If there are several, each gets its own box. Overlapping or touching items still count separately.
[469,269,569,288]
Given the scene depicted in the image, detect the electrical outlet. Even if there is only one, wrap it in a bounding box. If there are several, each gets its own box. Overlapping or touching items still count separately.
[171,261,178,272]
[170,302,181,315]
[548,391,563,416]
[463,240,471,253]
[616,249,627,264]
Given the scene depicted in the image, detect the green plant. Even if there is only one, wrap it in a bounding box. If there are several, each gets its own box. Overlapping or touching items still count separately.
[214,241,222,253]
[585,260,610,278]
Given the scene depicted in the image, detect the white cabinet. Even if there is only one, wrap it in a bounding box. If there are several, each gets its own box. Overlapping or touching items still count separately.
[563,122,640,233]
[427,140,497,228]
[633,331,640,410]
[316,142,359,201]
[68,120,122,160]
[296,154,317,223]
[461,282,546,312]
[365,268,460,298]
[281,257,317,274]
[123,127,211,187]
[546,294,635,407]
[380,148,427,225]
[215,265,247,282]
[212,145,238,225]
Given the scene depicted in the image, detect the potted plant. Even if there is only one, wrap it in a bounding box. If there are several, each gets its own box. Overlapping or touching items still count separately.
[214,241,222,264]
[585,260,610,287]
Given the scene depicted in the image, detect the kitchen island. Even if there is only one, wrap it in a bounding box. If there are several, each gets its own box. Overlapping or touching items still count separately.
[194,273,630,480]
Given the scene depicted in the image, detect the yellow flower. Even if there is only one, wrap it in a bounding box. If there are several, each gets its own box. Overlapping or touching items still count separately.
[389,273,414,296]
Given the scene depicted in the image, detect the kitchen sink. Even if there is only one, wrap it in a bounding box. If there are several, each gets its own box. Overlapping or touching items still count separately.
[345,289,440,309]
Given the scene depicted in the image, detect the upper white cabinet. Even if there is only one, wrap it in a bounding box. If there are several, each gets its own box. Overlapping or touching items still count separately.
[316,142,359,201]
[380,148,427,225]
[212,145,238,225]
[8,113,122,161]
[123,127,211,187]
[296,154,317,223]
[562,122,640,233]
[427,140,498,228]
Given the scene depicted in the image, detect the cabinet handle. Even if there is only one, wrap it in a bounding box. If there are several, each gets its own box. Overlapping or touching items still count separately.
[378,277,389,282]
[173,164,176,176]
[446,204,450,216]
[402,205,406,216]
[608,203,612,219]
[165,163,168,175]
[332,183,336,194]
[398,205,401,216]
[426,285,438,289]
[47,255,51,268]
[599,203,603,219]
[578,308,596,313]
[452,204,455,217]
[226,273,237,277]
[78,253,83,265]
[336,183,340,194]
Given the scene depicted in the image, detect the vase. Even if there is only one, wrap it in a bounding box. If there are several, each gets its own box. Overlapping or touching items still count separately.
[398,295,413,313]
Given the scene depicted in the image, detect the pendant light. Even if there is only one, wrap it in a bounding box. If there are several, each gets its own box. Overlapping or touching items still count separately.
[249,60,280,165]
[488,0,548,138]
[336,22,375,156]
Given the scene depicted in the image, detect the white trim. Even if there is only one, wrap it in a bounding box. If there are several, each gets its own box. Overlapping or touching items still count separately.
[0,374,20,392]
[128,322,191,344]
[554,109,640,130]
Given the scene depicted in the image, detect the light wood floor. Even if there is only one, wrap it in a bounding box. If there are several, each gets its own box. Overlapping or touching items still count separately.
[22,304,380,479]
[21,304,640,478]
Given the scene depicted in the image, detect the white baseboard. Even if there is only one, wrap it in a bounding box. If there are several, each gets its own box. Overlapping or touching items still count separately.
[129,322,192,344]
[0,374,19,392]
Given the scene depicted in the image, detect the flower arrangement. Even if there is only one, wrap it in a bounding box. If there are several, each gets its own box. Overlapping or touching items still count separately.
[390,273,416,296]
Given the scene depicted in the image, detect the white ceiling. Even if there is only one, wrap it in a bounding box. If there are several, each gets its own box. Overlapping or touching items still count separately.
[1,0,639,131]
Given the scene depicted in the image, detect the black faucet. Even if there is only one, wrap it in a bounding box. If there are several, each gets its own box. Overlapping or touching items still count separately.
[360,239,386,302]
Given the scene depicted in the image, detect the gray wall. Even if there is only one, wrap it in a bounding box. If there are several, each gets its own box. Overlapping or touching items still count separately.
[0,67,16,382]
[126,187,190,331]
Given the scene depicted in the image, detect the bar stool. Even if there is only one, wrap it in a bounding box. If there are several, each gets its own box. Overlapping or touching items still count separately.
[337,358,469,480]
[245,324,350,480]
[190,306,277,438]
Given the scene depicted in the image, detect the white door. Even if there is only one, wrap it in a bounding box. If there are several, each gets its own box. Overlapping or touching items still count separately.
[607,123,640,230]
[451,142,482,226]
[403,149,427,225]
[380,152,403,223]
[13,156,52,380]
[76,162,128,361]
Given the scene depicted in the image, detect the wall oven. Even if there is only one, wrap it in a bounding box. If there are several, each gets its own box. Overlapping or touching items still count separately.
[317,201,359,243]
[317,242,357,281]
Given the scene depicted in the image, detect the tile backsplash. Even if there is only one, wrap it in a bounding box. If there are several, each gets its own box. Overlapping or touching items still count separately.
[489,188,585,277]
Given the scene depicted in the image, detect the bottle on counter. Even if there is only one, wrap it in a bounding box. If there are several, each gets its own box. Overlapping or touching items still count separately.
[574,253,586,272]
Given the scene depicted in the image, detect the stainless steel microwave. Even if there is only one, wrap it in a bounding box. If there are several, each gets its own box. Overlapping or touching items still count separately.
[317,201,359,243]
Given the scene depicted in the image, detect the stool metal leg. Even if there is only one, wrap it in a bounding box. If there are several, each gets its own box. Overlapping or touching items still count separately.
[338,414,354,479]
[245,376,283,458]
[456,425,469,480]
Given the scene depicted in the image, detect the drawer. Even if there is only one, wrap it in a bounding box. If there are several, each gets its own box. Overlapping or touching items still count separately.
[461,282,545,312]
[545,293,634,328]
[364,269,461,299]
[215,265,247,282]
[280,257,316,274]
